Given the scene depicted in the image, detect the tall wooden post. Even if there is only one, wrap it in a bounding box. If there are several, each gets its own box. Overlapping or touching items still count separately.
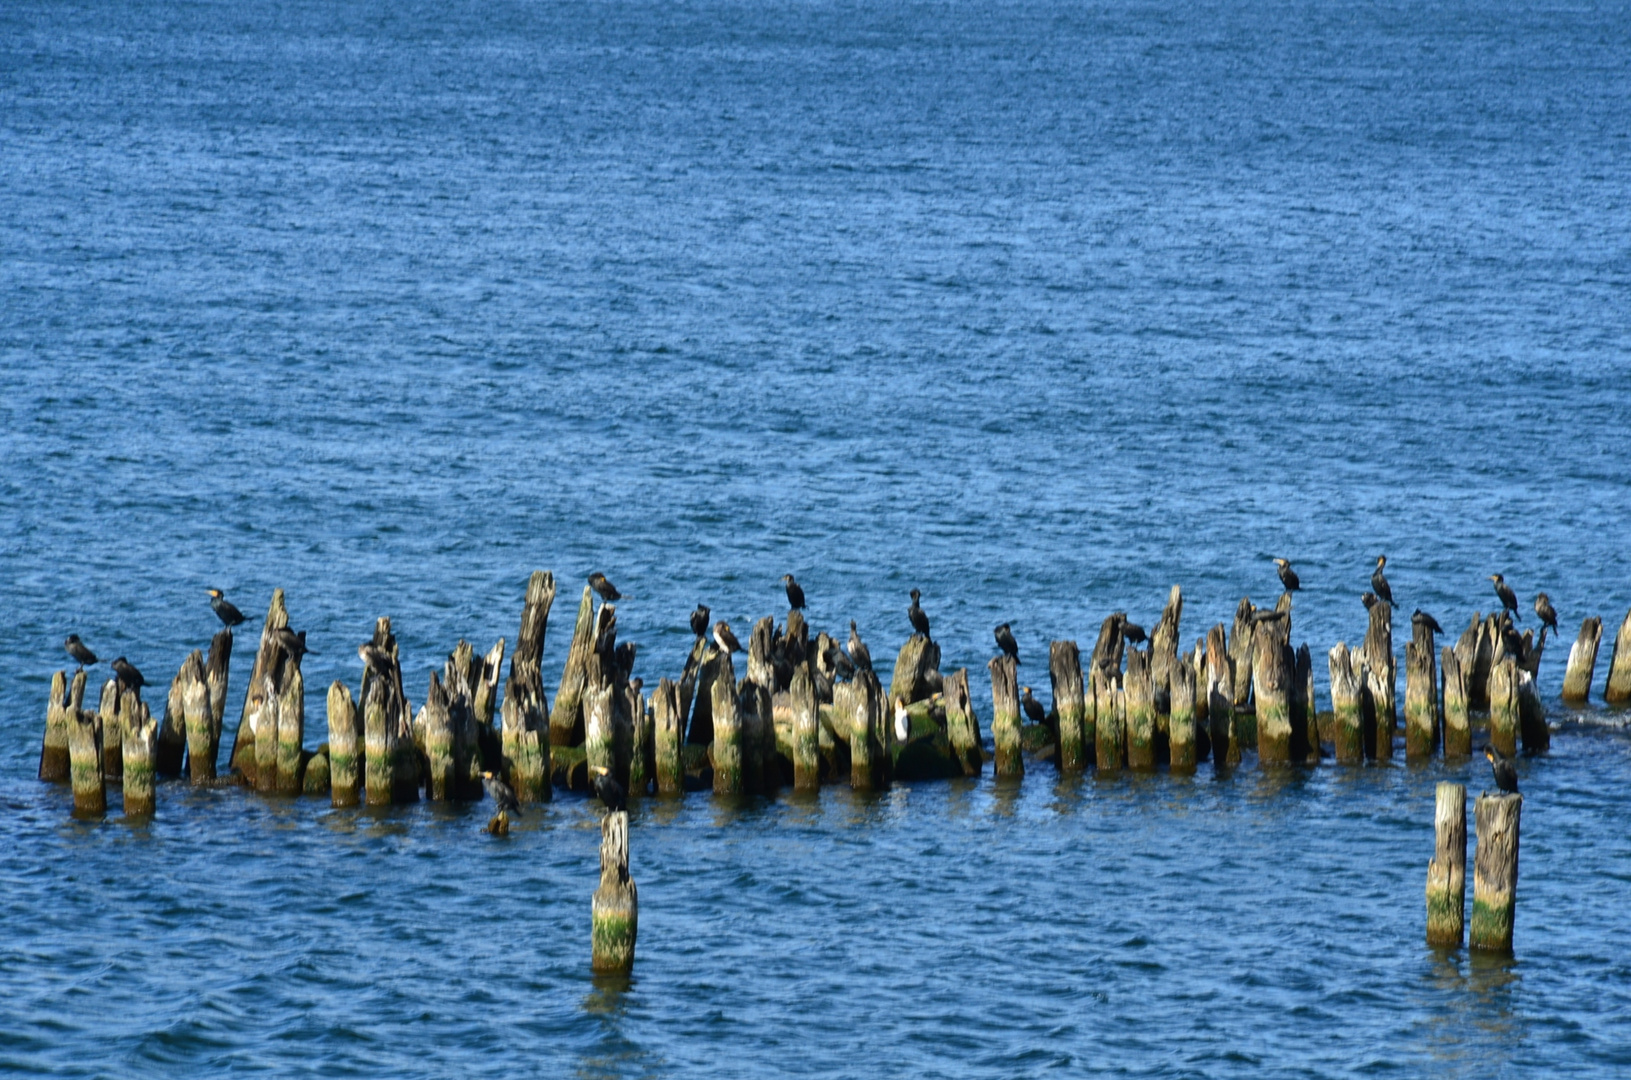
[276,663,305,795]
[1487,657,1519,758]
[68,703,105,816]
[653,679,683,796]
[585,677,616,788]
[1517,670,1549,754]
[943,668,983,777]
[1425,782,1466,947]
[1169,655,1197,773]
[39,670,80,782]
[122,701,157,817]
[1094,666,1124,771]
[791,663,820,793]
[1562,616,1603,703]
[1228,599,1255,711]
[590,810,637,974]
[98,678,122,782]
[504,571,555,802]
[1150,585,1183,714]
[551,586,596,746]
[1364,600,1396,759]
[230,588,288,778]
[1049,641,1088,773]
[711,650,742,795]
[328,681,361,807]
[1205,626,1236,767]
[1124,646,1157,770]
[423,673,456,800]
[1470,793,1522,953]
[1404,639,1437,760]
[1440,646,1471,758]
[989,655,1022,779]
[1253,618,1293,764]
[205,629,232,755]
[1327,644,1366,765]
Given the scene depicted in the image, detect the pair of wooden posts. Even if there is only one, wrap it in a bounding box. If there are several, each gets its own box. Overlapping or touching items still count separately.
[1561,607,1631,706]
[1425,782,1522,953]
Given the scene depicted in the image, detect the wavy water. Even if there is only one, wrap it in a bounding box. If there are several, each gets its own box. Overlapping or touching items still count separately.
[3,0,1631,1075]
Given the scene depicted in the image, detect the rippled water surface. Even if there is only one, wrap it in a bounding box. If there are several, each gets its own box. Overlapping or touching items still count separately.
[3,0,1631,1075]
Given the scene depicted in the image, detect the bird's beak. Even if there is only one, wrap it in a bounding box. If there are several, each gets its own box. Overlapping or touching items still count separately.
[591,765,607,776]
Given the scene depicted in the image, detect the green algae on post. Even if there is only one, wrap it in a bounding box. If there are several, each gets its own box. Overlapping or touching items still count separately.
[327,680,362,807]
[652,678,684,796]
[68,703,105,817]
[1049,641,1088,773]
[1470,792,1521,953]
[1487,657,1519,758]
[790,662,820,793]
[1425,782,1466,947]
[1440,646,1470,759]
[1124,645,1157,771]
[1168,654,1197,773]
[710,648,742,795]
[39,669,78,783]
[590,810,637,975]
[988,654,1022,780]
[942,668,983,777]
[1251,616,1293,765]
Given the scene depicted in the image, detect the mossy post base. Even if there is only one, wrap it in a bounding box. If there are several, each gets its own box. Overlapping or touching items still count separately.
[1049,641,1088,773]
[1425,782,1466,948]
[1470,792,1521,954]
[276,665,305,795]
[122,701,158,817]
[1605,606,1631,704]
[1205,625,1237,767]
[1487,658,1519,758]
[791,663,820,793]
[1364,601,1396,759]
[1252,619,1293,765]
[943,668,983,777]
[40,669,82,783]
[653,678,684,795]
[327,681,362,807]
[1441,646,1471,759]
[1168,655,1197,773]
[988,655,1022,780]
[1124,647,1157,771]
[1405,639,1437,760]
[1561,616,1602,703]
[710,651,742,796]
[67,706,105,817]
[591,810,638,974]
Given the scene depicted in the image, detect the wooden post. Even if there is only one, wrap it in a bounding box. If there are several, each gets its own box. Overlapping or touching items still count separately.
[68,702,105,817]
[205,629,232,754]
[1470,793,1522,953]
[653,679,683,795]
[1441,646,1471,758]
[1562,617,1603,703]
[503,570,555,802]
[328,681,361,807]
[1089,613,1125,682]
[1150,585,1183,715]
[1605,607,1631,704]
[1205,625,1237,767]
[627,682,652,798]
[364,683,394,806]
[737,676,770,797]
[303,749,330,796]
[1404,640,1437,760]
[551,585,596,746]
[1049,641,1088,773]
[1094,666,1124,771]
[1169,655,1196,773]
[39,669,80,782]
[181,653,216,781]
[1124,647,1156,770]
[1294,644,1319,764]
[988,654,1022,779]
[423,673,456,800]
[585,676,616,787]
[155,661,188,779]
[847,671,879,790]
[1327,644,1366,765]
[791,663,820,793]
[711,650,742,795]
[1364,600,1396,759]
[943,668,983,777]
[361,617,411,806]
[1487,657,1519,758]
[98,678,122,782]
[230,588,288,777]
[1252,619,1293,764]
[253,671,279,793]
[591,810,638,974]
[275,662,305,795]
[122,701,157,817]
[1517,670,1549,754]
[889,634,940,705]
[1228,599,1256,711]
[1425,782,1467,948]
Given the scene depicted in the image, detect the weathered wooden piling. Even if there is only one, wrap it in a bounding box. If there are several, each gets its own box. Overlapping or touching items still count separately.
[68,703,105,816]
[1562,616,1603,703]
[1487,657,1520,758]
[422,673,457,800]
[253,671,279,794]
[205,629,232,750]
[943,668,983,777]
[173,652,214,781]
[652,678,684,795]
[303,749,330,796]
[591,810,638,974]
[1440,646,1471,758]
[1124,647,1156,771]
[1364,600,1396,759]
[1169,655,1196,773]
[98,678,122,782]
[360,616,416,806]
[154,662,188,779]
[585,673,617,788]
[738,675,772,797]
[1425,782,1467,948]
[1093,666,1124,771]
[988,655,1022,779]
[230,588,288,778]
[1454,613,1489,710]
[1469,792,1522,953]
[1090,613,1126,683]
[1205,625,1237,767]
[711,650,742,795]
[39,669,81,782]
[500,572,555,802]
[327,681,361,806]
[889,633,940,705]
[1049,641,1089,773]
[1252,617,1293,764]
[275,662,305,795]
[551,585,597,746]
[1327,643,1367,765]
[122,700,157,817]
[1294,644,1319,764]
[628,681,652,798]
[1228,599,1256,711]
[1517,669,1549,753]
[1404,639,1437,761]
[791,662,820,793]
[1150,585,1183,715]
[1606,607,1631,704]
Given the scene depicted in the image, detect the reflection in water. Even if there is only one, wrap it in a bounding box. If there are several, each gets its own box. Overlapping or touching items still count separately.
[578,974,661,1080]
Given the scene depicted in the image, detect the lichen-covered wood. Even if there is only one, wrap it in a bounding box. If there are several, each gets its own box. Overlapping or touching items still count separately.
[711,650,742,795]
[1094,666,1124,771]
[501,573,554,803]
[1426,782,1466,948]
[422,673,457,800]
[791,663,820,792]
[205,629,232,749]
[628,682,652,798]
[1606,607,1631,704]
[67,704,105,817]
[1124,647,1156,770]
[39,669,81,782]
[327,681,362,806]
[1150,585,1183,715]
[1205,625,1236,767]
[988,654,1022,779]
[590,810,638,974]
[551,585,596,746]
[1327,643,1366,765]
[1470,792,1521,954]
[1440,646,1470,759]
[98,678,122,782]
[652,678,683,795]
[1404,640,1437,761]
[1228,598,1256,709]
[1363,600,1396,759]
[1562,616,1603,703]
[230,588,288,778]
[1487,657,1519,758]
[1252,617,1293,764]
[847,671,882,790]
[303,748,330,796]
[360,616,416,806]
[122,700,157,817]
[179,652,216,781]
[1049,641,1088,773]
[1089,613,1125,683]
[890,634,941,706]
[943,668,983,777]
[155,660,188,779]
[1169,655,1196,773]
[585,677,616,788]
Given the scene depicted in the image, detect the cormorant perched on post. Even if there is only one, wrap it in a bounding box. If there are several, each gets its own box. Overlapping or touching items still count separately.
[358,642,395,677]
[588,572,622,603]
[271,627,313,662]
[206,588,247,628]
[908,589,932,640]
[690,604,710,640]
[1485,745,1518,794]
[1020,686,1047,725]
[481,771,522,817]
[1534,593,1559,636]
[1273,558,1301,592]
[847,620,872,672]
[1118,616,1147,644]
[1361,592,1378,611]
[994,623,1020,664]
[831,644,856,681]
[589,765,627,812]
[63,635,99,667]
[1412,609,1444,635]
[713,620,743,655]
[1371,556,1393,606]
[893,697,911,742]
[782,574,806,611]
[111,657,145,691]
[1490,574,1519,621]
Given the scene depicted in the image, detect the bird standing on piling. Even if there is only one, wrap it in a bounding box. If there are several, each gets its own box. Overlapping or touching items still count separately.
[782,575,805,611]
[206,588,247,628]
[1118,616,1147,644]
[1412,609,1444,635]
[63,635,99,667]
[1485,745,1519,794]
[588,573,622,602]
[713,621,743,655]
[1273,558,1301,592]
[1534,593,1559,637]
[994,623,1020,664]
[1020,686,1047,725]
[590,765,628,812]
[908,589,932,641]
[111,657,145,692]
[1371,557,1393,606]
[690,604,710,640]
[1490,574,1520,621]
[358,642,395,677]
[1362,592,1378,610]
[847,620,872,672]
[271,627,312,663]
[481,770,522,818]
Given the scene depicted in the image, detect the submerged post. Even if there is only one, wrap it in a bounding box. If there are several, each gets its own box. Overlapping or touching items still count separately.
[653,678,683,796]
[791,662,820,793]
[590,810,638,975]
[1606,607,1631,705]
[1562,616,1603,703]
[122,700,157,818]
[1124,646,1156,770]
[988,655,1022,779]
[1441,646,1471,758]
[1049,641,1088,773]
[1470,792,1522,953]
[1487,657,1519,758]
[1425,782,1467,948]
[943,668,983,777]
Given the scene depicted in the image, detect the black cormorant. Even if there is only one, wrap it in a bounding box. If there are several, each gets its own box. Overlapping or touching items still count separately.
[1119,616,1148,644]
[908,589,932,640]
[64,635,99,666]
[590,765,628,812]
[782,574,806,611]
[1251,608,1288,624]
[1020,686,1047,725]
[1485,745,1518,794]
[713,620,743,655]
[847,620,872,672]
[111,657,145,691]
[588,572,622,603]
[1371,556,1393,606]
[481,771,522,817]
[994,623,1020,664]
[1273,558,1301,592]
[690,604,710,640]
[832,645,856,681]
[206,588,247,628]
[1412,609,1444,635]
[1534,593,1559,636]
[1490,574,1519,620]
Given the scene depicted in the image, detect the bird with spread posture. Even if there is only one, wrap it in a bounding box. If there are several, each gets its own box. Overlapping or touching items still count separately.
[64,635,99,667]
[1412,609,1444,635]
[1534,593,1559,637]
[1273,558,1301,592]
[1020,686,1047,725]
[1485,744,1518,794]
[994,623,1020,664]
[908,589,932,641]
[847,620,872,672]
[590,765,627,812]
[1371,556,1393,606]
[111,657,145,691]
[713,620,743,655]
[1118,616,1147,644]
[588,572,622,603]
[893,697,911,742]
[1490,574,1520,620]
[782,574,806,611]
[690,604,710,640]
[271,627,313,662]
[206,588,247,628]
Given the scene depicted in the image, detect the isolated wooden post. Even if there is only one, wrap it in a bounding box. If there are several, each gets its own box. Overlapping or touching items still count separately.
[1440,646,1471,758]
[1169,655,1197,773]
[1487,657,1519,758]
[1425,782,1467,947]
[1094,667,1124,771]
[988,655,1022,779]
[1252,619,1293,764]
[327,681,361,807]
[943,668,983,777]
[791,663,820,793]
[1603,607,1631,704]
[67,705,105,816]
[711,650,742,795]
[652,679,683,796]
[590,810,638,974]
[122,701,157,818]
[551,586,596,745]
[1562,617,1603,703]
[1124,647,1157,770]
[1327,644,1366,765]
[1404,640,1437,760]
[1049,641,1088,773]
[1364,600,1396,759]
[1205,625,1237,767]
[39,669,80,782]
[1470,793,1522,953]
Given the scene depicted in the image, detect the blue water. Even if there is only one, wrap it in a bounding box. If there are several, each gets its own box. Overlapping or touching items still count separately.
[3,0,1631,1074]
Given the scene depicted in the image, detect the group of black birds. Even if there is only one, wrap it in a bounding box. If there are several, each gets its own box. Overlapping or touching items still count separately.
[1272,555,1560,639]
